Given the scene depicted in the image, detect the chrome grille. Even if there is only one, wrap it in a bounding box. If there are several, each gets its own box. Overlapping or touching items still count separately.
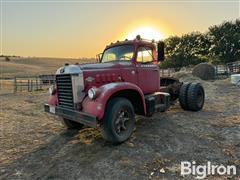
[56,74,74,109]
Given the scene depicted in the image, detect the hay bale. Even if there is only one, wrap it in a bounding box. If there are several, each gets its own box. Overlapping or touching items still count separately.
[192,63,215,80]
[172,71,201,82]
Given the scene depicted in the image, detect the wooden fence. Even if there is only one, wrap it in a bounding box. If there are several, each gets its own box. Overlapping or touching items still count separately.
[0,75,55,95]
[13,77,42,93]
[226,61,240,74]
[159,61,240,79]
[13,76,55,93]
[215,61,240,78]
[159,68,177,77]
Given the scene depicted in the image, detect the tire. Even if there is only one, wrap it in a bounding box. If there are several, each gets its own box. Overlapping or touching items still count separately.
[187,83,205,111]
[179,83,191,110]
[62,118,84,130]
[101,97,135,144]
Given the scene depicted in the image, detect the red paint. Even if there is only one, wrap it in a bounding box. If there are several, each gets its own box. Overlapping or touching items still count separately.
[82,82,146,120]
[80,39,160,94]
[52,38,162,120]
[48,94,58,106]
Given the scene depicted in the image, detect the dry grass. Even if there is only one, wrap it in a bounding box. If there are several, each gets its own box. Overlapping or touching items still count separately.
[0,92,62,165]
[0,57,94,94]
[210,115,240,127]
[0,80,14,94]
[0,57,94,78]
[0,65,239,179]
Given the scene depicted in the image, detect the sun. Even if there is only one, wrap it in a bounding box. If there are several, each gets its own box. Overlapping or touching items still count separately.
[127,26,163,41]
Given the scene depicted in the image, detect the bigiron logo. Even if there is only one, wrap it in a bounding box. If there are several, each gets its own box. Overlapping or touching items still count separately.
[181,161,237,179]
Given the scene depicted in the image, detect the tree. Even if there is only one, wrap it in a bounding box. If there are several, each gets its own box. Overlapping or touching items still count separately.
[160,19,240,68]
[162,32,210,68]
[208,19,240,63]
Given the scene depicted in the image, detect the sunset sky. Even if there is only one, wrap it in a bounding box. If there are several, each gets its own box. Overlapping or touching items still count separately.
[1,0,239,58]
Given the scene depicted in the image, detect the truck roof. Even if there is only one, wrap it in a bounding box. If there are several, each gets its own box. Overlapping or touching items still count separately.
[105,36,156,50]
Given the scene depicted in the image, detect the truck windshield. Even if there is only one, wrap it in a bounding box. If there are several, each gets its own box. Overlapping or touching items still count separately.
[101,45,134,63]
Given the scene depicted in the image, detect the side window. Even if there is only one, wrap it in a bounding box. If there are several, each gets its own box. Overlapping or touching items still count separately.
[137,47,153,63]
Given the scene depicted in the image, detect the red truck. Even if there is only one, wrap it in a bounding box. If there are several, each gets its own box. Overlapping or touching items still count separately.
[44,35,205,144]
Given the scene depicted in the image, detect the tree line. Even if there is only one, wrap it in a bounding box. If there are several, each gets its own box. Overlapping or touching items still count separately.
[161,19,240,68]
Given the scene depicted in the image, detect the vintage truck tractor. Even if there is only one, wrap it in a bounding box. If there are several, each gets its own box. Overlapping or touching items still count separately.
[44,35,205,144]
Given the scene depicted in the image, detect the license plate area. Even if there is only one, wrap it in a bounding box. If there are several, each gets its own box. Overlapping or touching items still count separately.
[49,106,55,114]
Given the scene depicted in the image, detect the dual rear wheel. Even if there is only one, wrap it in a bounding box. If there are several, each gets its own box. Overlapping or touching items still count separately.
[179,83,205,111]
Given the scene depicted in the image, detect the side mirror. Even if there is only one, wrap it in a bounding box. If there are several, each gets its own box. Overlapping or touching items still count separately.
[157,41,165,61]
[96,53,102,63]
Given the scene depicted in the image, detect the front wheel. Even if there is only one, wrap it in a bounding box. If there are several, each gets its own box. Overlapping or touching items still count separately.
[101,97,135,144]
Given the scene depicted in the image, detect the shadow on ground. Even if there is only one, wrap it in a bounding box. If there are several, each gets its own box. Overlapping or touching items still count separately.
[0,79,239,179]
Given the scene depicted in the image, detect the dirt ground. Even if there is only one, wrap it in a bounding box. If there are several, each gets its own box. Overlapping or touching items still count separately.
[0,76,239,179]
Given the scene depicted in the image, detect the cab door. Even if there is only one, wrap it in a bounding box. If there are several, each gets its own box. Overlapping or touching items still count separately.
[136,46,160,94]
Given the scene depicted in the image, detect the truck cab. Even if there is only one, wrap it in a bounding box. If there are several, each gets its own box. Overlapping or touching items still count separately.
[45,35,205,144]
[99,37,161,94]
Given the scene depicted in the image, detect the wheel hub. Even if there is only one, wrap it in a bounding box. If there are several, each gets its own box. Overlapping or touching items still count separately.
[115,110,130,134]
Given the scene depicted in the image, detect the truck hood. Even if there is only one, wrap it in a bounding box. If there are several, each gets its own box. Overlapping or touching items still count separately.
[56,61,132,75]
[79,61,134,90]
[79,61,132,70]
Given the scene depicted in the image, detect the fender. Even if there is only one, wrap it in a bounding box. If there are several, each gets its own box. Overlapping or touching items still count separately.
[82,82,147,120]
[47,94,58,106]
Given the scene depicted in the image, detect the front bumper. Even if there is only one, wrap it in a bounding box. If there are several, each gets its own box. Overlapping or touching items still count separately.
[44,104,97,128]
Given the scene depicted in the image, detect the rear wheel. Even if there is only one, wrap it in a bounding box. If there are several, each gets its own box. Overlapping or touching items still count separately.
[62,118,84,130]
[179,83,205,111]
[101,97,135,144]
[187,83,205,111]
[179,83,191,110]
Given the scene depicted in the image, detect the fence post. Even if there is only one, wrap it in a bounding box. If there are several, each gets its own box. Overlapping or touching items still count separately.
[215,65,218,79]
[35,77,38,91]
[30,80,33,92]
[14,77,17,93]
[224,65,228,78]
[28,80,30,92]
[20,80,22,91]
[39,79,42,90]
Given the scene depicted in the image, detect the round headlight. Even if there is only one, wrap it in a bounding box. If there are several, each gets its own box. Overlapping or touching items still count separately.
[88,88,97,99]
[49,85,54,95]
